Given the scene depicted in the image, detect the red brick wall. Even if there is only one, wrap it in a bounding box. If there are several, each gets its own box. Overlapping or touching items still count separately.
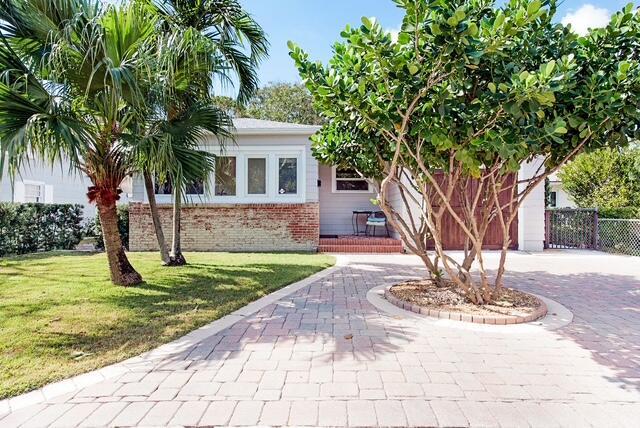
[129,202,320,252]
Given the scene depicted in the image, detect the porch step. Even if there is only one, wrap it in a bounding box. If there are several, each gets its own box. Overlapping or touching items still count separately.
[318,236,404,253]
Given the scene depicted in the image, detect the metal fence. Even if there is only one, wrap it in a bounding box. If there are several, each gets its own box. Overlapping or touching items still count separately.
[598,218,640,256]
[545,209,598,249]
[545,208,640,256]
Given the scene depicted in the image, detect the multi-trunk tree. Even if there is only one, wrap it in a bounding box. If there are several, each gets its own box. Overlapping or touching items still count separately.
[291,0,640,304]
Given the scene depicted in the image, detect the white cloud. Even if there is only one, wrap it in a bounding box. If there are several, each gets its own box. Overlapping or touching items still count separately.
[561,4,611,35]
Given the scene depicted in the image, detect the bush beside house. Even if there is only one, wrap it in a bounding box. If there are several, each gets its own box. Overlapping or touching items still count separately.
[88,205,130,251]
[0,203,84,256]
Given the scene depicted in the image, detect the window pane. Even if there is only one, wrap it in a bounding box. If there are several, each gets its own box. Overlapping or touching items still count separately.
[336,180,369,191]
[248,158,266,194]
[186,179,204,195]
[278,158,297,194]
[154,176,173,195]
[335,167,361,179]
[215,156,236,196]
[24,184,42,202]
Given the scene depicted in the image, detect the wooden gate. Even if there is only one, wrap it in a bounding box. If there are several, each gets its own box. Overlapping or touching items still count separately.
[428,174,519,250]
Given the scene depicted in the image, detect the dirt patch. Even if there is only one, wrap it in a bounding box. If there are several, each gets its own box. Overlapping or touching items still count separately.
[388,279,542,318]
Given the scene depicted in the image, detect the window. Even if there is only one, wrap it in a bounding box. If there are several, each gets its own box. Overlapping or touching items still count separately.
[247,157,267,195]
[154,176,172,195]
[333,167,370,192]
[215,156,237,196]
[548,191,557,208]
[278,157,297,194]
[154,176,204,195]
[24,183,43,202]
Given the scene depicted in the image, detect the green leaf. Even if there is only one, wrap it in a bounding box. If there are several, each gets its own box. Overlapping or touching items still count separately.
[488,82,497,93]
[527,0,541,16]
[554,126,568,135]
[408,64,419,75]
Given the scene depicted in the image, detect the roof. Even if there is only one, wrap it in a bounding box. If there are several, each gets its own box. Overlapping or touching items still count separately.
[230,118,321,135]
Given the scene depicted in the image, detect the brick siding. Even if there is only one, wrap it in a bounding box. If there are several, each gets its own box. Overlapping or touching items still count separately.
[129,202,320,252]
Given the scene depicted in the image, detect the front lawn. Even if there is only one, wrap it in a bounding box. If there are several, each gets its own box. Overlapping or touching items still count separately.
[0,251,334,399]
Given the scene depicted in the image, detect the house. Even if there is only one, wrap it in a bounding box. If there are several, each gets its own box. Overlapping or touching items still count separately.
[0,158,133,219]
[127,118,546,253]
[547,172,577,208]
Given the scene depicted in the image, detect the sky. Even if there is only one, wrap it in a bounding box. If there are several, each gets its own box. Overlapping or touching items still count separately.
[236,0,637,92]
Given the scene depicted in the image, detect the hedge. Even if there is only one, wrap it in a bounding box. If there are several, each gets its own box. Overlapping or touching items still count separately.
[86,205,129,251]
[0,203,84,256]
[598,206,640,219]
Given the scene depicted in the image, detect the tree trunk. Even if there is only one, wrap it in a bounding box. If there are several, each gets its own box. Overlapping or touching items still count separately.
[98,201,143,286]
[143,170,171,265]
[169,189,187,265]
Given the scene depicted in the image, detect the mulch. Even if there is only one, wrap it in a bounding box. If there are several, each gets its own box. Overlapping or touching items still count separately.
[388,279,542,318]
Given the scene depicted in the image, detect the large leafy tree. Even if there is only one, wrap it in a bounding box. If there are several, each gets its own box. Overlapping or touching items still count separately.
[139,0,268,266]
[559,147,640,209]
[243,82,324,125]
[0,0,157,285]
[291,0,640,304]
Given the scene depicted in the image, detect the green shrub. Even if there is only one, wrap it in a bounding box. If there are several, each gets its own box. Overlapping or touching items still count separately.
[0,203,84,256]
[87,205,129,250]
[598,206,640,219]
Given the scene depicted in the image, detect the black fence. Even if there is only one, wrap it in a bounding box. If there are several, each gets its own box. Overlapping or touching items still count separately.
[545,208,598,249]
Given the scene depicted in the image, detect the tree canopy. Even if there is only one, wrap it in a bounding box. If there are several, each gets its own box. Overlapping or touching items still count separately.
[559,147,640,209]
[215,82,323,125]
[290,0,640,304]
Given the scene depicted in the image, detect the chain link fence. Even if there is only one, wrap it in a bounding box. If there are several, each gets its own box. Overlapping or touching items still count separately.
[545,208,640,256]
[598,218,640,256]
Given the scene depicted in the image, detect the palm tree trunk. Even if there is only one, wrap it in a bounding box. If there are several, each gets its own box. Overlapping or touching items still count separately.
[143,170,171,264]
[170,189,187,265]
[97,200,143,286]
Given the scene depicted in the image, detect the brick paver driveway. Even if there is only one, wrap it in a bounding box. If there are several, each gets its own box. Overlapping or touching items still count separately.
[2,251,640,427]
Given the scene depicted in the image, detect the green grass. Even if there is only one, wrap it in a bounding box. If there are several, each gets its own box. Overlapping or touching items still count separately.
[0,251,334,399]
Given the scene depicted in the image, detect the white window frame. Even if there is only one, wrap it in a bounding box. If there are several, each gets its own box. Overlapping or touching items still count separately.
[152,145,306,204]
[276,154,302,198]
[331,166,373,194]
[213,155,238,199]
[245,155,269,198]
[22,180,45,203]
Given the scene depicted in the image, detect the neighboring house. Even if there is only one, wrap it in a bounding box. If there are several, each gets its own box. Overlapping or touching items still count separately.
[127,118,546,253]
[0,157,132,220]
[547,172,577,208]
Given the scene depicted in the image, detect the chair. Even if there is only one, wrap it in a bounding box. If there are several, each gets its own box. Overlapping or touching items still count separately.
[366,211,390,237]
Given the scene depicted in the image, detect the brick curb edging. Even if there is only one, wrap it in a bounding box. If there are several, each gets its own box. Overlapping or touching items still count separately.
[384,288,548,325]
[0,256,345,416]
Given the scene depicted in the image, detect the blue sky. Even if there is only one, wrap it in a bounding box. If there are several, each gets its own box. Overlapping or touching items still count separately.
[237,0,636,90]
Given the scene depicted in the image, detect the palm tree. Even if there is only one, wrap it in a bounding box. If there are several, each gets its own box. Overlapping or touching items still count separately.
[0,0,156,285]
[133,100,233,265]
[139,0,269,265]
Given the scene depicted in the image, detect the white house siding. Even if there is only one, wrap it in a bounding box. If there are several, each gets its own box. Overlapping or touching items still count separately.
[0,159,98,219]
[518,158,546,251]
[318,164,378,236]
[547,172,576,208]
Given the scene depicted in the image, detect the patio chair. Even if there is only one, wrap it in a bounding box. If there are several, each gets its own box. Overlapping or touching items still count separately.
[366,211,390,237]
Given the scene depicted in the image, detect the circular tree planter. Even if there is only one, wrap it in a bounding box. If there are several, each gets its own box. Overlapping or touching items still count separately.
[385,280,547,325]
